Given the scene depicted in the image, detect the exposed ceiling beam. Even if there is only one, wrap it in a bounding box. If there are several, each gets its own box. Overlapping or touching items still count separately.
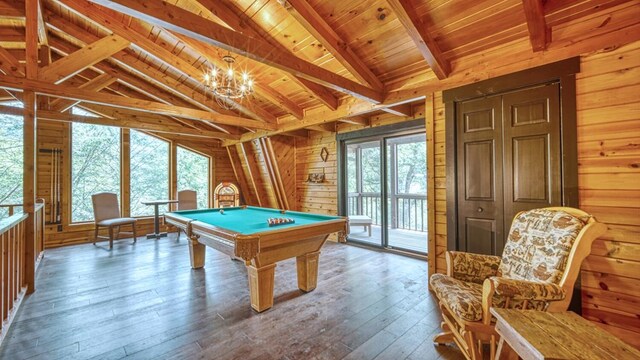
[46,35,240,135]
[0,74,276,130]
[49,3,277,123]
[279,129,309,138]
[49,73,117,112]
[197,2,339,111]
[254,83,304,120]
[38,34,130,84]
[86,0,383,103]
[281,0,384,90]
[522,0,549,51]
[195,0,340,110]
[338,116,369,126]
[381,103,412,117]
[306,123,336,133]
[0,45,25,76]
[386,0,451,80]
[0,104,237,139]
[36,0,47,45]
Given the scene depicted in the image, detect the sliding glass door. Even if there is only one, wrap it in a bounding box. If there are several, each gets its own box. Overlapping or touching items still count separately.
[386,134,427,253]
[346,140,382,247]
[342,129,427,254]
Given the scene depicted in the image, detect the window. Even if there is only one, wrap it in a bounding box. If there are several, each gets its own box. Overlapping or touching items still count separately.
[130,130,170,216]
[177,147,209,209]
[71,121,120,222]
[0,101,23,219]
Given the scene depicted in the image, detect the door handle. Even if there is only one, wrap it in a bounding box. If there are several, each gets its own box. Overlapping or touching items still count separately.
[477,207,484,213]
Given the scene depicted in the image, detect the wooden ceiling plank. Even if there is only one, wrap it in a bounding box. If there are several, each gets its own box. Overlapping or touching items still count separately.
[306,123,336,133]
[0,0,25,18]
[0,74,277,130]
[195,0,340,110]
[386,0,451,80]
[56,0,279,123]
[381,103,412,117]
[85,0,383,103]
[25,0,38,79]
[49,73,116,112]
[523,0,549,51]
[282,0,384,90]
[38,34,130,84]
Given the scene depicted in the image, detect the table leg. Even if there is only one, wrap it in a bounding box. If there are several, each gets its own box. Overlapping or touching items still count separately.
[189,236,205,269]
[247,263,276,312]
[296,251,320,292]
[496,337,519,360]
[153,204,160,235]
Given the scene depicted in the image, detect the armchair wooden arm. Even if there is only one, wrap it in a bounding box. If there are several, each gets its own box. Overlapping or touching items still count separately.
[446,251,502,284]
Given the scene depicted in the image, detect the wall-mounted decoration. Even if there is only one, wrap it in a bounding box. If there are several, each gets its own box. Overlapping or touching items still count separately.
[320,147,329,162]
[306,173,325,183]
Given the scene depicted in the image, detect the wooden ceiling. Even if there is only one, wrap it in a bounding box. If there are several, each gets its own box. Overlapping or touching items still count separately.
[0,0,638,144]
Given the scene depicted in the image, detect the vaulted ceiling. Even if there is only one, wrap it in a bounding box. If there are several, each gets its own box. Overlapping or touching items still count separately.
[0,0,638,144]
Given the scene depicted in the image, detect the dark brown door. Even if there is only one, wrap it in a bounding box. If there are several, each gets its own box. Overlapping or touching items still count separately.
[503,84,561,238]
[456,96,504,255]
[456,83,562,255]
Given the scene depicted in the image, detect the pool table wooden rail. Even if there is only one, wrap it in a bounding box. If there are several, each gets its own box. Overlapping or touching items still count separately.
[164,210,347,312]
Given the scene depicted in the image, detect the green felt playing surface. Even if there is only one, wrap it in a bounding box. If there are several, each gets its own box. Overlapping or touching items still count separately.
[168,206,342,235]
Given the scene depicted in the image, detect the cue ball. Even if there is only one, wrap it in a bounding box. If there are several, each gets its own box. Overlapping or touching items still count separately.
[219,209,224,214]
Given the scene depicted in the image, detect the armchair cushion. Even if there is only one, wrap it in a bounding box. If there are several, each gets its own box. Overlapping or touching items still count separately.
[487,277,565,301]
[448,251,501,284]
[431,273,486,322]
[499,209,586,284]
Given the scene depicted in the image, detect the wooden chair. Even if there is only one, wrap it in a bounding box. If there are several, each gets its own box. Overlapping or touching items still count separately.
[429,207,607,360]
[91,192,137,249]
[176,189,197,241]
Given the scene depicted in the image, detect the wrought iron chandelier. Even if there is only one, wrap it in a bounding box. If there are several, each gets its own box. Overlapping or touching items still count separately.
[203,54,254,110]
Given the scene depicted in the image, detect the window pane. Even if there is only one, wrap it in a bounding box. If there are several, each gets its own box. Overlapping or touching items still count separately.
[361,142,380,193]
[130,130,169,216]
[396,137,426,194]
[0,102,23,220]
[177,147,209,209]
[71,122,120,222]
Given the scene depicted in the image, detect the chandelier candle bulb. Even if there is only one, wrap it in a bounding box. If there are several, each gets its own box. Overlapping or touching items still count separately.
[202,54,254,109]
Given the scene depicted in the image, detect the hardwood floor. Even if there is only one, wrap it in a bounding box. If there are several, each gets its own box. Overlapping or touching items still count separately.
[0,234,465,360]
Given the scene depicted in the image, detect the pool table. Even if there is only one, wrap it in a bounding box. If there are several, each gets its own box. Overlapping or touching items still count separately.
[165,206,347,312]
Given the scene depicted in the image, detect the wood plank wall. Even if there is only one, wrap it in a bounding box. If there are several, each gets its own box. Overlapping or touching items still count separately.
[289,43,639,346]
[35,120,237,248]
[576,40,640,348]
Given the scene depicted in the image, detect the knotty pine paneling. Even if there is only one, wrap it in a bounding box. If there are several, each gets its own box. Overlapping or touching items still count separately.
[430,40,640,346]
[270,135,297,210]
[295,132,337,216]
[576,40,640,345]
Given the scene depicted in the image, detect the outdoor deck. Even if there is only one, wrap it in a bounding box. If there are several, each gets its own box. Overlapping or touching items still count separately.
[348,225,427,253]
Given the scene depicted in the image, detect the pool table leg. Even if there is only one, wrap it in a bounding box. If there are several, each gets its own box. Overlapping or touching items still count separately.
[189,236,205,269]
[296,251,321,292]
[247,263,276,312]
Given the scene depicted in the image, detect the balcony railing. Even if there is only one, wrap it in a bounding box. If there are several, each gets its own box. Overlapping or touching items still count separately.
[347,193,427,232]
[0,201,45,346]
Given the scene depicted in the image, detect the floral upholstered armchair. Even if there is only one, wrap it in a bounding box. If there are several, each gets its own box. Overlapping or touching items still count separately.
[429,207,607,360]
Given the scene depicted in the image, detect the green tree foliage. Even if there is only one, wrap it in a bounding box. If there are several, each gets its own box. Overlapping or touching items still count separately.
[130,130,170,216]
[395,140,426,194]
[0,102,23,220]
[71,120,120,222]
[177,147,209,209]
